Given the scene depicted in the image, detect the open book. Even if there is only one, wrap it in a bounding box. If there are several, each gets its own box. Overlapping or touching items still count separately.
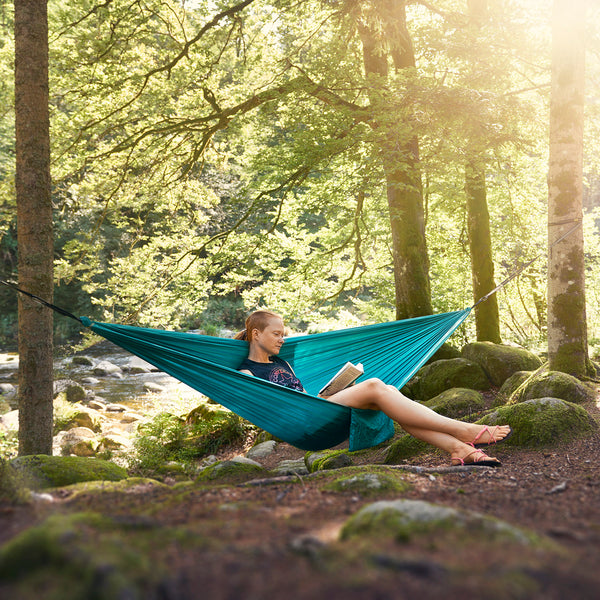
[318,361,364,396]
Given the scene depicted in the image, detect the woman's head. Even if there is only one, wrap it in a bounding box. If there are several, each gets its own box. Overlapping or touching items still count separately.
[234,310,284,343]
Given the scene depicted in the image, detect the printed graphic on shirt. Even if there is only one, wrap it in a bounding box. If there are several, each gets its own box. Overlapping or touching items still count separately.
[270,367,303,391]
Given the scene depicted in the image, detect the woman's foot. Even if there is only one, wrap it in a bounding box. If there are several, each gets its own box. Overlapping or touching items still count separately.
[451,447,501,468]
[465,424,512,447]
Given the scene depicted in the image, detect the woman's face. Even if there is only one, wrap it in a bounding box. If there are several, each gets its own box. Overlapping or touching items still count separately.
[252,317,285,355]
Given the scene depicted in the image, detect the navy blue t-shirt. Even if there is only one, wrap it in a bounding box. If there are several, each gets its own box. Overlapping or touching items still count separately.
[238,356,304,392]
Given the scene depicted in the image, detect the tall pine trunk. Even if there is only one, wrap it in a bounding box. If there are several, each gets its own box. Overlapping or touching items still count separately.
[357,0,432,319]
[465,0,501,342]
[465,163,501,342]
[547,0,589,376]
[15,0,54,455]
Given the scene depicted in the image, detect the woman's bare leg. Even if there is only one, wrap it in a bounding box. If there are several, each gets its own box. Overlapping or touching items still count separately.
[328,378,511,446]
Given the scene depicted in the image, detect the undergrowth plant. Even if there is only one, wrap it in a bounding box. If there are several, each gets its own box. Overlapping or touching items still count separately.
[129,410,251,475]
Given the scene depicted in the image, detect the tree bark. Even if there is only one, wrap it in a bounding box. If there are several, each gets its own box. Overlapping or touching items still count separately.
[357,0,432,319]
[465,163,501,342]
[547,0,589,376]
[15,0,54,455]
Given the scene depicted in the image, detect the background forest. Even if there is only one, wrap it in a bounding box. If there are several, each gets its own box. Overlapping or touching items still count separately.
[1,0,600,352]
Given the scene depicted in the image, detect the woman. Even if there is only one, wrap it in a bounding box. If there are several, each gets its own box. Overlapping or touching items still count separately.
[236,310,511,467]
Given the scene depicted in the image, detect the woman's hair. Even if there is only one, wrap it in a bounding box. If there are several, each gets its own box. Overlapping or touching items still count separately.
[234,310,283,342]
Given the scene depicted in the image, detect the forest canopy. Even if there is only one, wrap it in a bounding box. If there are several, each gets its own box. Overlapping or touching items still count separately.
[1,0,600,351]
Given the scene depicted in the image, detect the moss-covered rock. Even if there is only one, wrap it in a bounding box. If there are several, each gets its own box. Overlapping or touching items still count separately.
[461,342,543,387]
[409,358,490,401]
[340,499,548,547]
[422,388,485,419]
[0,457,28,504]
[496,371,534,406]
[426,343,462,363]
[509,370,597,405]
[9,455,128,490]
[185,402,232,426]
[0,511,176,599]
[196,458,266,483]
[479,398,598,448]
[384,434,432,464]
[305,449,353,473]
[324,469,411,496]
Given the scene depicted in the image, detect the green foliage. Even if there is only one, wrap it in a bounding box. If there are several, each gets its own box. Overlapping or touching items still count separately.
[130,410,249,474]
[0,430,18,460]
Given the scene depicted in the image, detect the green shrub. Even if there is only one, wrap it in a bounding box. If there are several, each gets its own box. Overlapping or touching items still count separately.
[130,411,250,475]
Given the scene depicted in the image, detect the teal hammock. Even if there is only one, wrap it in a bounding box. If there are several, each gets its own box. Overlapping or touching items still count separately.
[78,309,471,452]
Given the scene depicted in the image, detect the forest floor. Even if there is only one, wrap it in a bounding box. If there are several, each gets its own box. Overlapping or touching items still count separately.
[1,394,600,599]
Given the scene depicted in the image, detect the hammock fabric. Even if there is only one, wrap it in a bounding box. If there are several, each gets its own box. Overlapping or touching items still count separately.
[79,308,471,452]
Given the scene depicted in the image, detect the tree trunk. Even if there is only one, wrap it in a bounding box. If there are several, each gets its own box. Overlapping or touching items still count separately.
[357,0,432,319]
[547,0,589,376]
[464,0,501,343]
[15,0,54,455]
[465,163,501,342]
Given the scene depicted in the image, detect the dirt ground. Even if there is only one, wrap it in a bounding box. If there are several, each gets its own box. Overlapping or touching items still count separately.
[1,400,600,599]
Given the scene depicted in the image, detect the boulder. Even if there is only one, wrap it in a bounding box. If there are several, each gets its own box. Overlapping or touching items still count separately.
[496,371,534,406]
[0,410,19,432]
[340,499,546,546]
[98,434,131,452]
[8,455,127,490]
[270,458,309,476]
[422,388,485,419]
[60,427,99,457]
[71,355,94,367]
[461,342,543,387]
[305,449,353,473]
[196,459,266,482]
[60,406,104,433]
[509,370,596,405]
[53,380,87,403]
[246,440,277,460]
[93,361,123,377]
[478,397,598,447]
[325,470,411,496]
[0,383,16,399]
[384,434,431,464]
[410,358,490,401]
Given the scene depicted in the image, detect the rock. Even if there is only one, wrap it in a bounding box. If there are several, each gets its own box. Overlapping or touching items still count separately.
[271,458,309,476]
[325,470,411,495]
[60,406,104,433]
[409,358,490,401]
[53,379,87,403]
[0,383,16,399]
[422,388,485,418]
[305,450,353,473]
[384,435,431,464]
[246,440,277,460]
[60,427,98,457]
[196,459,266,482]
[81,377,100,385]
[87,399,107,410]
[119,412,144,424]
[496,371,534,406]
[71,355,94,366]
[93,360,123,376]
[143,382,164,394]
[479,397,598,447]
[509,370,596,405]
[105,403,128,413]
[127,357,156,373]
[0,410,19,431]
[185,402,231,425]
[8,455,127,490]
[98,434,131,452]
[426,343,461,363]
[340,499,544,546]
[461,342,543,387]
